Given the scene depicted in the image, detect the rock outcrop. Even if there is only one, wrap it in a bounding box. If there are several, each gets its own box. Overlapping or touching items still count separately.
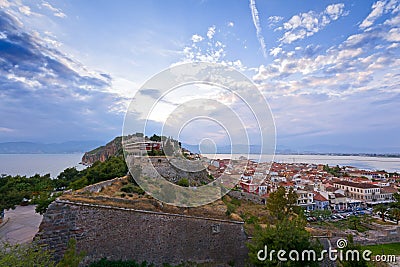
[81,137,122,165]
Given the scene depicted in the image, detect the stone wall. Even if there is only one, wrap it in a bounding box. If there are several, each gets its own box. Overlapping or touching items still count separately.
[228,190,265,205]
[80,177,125,193]
[35,200,248,266]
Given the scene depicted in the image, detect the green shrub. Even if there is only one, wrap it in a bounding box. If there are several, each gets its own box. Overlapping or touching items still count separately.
[226,203,236,216]
[230,198,241,206]
[89,258,154,267]
[120,184,145,195]
[177,178,189,187]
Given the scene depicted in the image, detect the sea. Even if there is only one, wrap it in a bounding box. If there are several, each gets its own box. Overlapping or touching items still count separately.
[0,153,86,178]
[0,153,399,178]
[202,154,400,173]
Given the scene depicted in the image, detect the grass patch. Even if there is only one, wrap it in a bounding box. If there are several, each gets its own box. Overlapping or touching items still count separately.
[361,243,400,255]
[311,218,370,232]
[371,218,397,226]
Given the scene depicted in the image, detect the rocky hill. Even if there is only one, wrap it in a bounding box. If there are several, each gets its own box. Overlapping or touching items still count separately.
[81,136,123,165]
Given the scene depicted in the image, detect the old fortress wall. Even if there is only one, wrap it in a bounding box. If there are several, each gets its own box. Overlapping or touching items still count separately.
[35,199,248,266]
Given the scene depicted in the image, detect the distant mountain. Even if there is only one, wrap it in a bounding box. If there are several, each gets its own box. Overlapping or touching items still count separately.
[182,143,266,154]
[298,144,400,154]
[182,143,400,155]
[0,140,103,154]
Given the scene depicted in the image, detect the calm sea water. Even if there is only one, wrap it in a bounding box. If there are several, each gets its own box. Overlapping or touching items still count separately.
[0,153,399,178]
[203,154,400,173]
[0,154,85,178]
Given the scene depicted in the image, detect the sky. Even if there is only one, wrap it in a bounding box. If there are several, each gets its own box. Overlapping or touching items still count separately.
[0,0,399,152]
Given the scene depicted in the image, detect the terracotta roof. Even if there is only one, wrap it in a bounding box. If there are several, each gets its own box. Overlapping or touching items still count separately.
[334,180,379,189]
[325,186,337,192]
[380,186,398,194]
[313,192,328,202]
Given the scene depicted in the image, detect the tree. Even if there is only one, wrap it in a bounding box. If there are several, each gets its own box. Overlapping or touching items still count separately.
[389,208,400,224]
[33,191,61,215]
[247,217,322,266]
[338,235,368,267]
[347,215,361,231]
[0,242,55,266]
[149,134,161,142]
[55,167,80,190]
[266,186,298,221]
[373,204,388,222]
[56,239,85,267]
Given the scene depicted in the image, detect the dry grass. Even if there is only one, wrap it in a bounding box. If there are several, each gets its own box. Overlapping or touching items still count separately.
[61,178,234,220]
[371,218,397,226]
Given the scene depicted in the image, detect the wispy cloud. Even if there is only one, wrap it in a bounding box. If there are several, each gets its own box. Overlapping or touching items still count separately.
[268,15,283,28]
[275,3,348,45]
[253,2,400,100]
[18,5,32,16]
[360,0,400,30]
[0,10,124,141]
[249,0,267,58]
[42,1,67,18]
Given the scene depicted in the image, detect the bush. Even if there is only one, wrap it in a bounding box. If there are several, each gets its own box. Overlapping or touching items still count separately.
[89,258,153,267]
[226,203,236,216]
[177,178,189,187]
[120,184,145,195]
[230,198,241,207]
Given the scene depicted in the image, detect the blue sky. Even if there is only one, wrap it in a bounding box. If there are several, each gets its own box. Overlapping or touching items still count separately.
[0,0,399,152]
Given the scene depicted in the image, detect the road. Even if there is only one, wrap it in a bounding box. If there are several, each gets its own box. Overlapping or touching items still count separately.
[0,205,43,244]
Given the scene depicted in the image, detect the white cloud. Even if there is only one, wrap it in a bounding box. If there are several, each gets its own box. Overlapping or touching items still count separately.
[7,73,42,88]
[42,2,67,18]
[269,47,282,57]
[277,3,347,44]
[0,0,11,8]
[252,17,400,100]
[0,32,7,39]
[227,21,234,27]
[191,34,204,43]
[384,12,400,26]
[0,127,14,133]
[268,15,283,25]
[207,25,216,39]
[19,5,32,16]
[385,27,400,41]
[249,0,267,58]
[325,3,347,20]
[360,1,386,29]
[360,0,400,30]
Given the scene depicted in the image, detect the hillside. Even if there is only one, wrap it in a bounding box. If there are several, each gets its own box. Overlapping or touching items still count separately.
[81,137,123,165]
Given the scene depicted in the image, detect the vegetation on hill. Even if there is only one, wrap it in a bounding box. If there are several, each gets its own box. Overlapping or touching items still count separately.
[0,239,83,267]
[247,186,322,267]
[0,156,127,216]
